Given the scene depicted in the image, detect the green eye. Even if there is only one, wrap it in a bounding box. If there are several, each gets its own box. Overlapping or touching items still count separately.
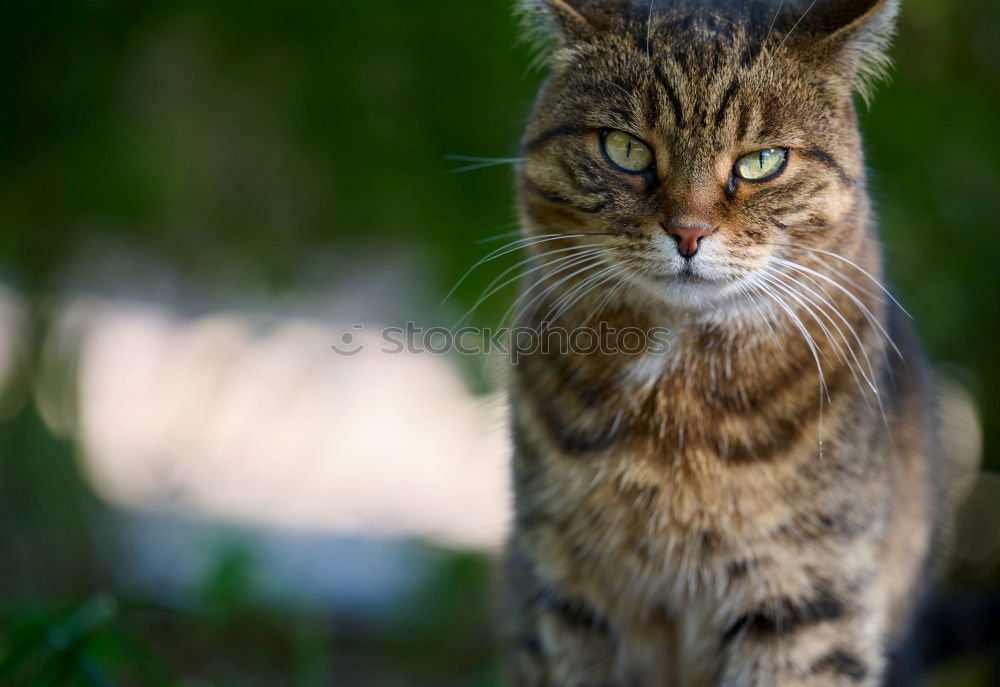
[734,147,788,181]
[602,130,654,173]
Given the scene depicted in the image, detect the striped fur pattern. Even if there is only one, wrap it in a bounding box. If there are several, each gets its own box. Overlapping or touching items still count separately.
[502,1,944,685]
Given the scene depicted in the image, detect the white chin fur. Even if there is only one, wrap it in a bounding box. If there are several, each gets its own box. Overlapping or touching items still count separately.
[627,233,744,312]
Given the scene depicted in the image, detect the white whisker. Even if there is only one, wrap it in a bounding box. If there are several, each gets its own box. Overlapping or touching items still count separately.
[446,155,524,173]
[762,270,881,417]
[646,0,656,60]
[770,256,902,359]
[545,260,626,325]
[768,0,818,65]
[746,274,828,456]
[454,246,609,328]
[766,242,911,317]
[439,232,610,310]
[763,0,786,48]
[521,255,614,326]
[500,249,612,328]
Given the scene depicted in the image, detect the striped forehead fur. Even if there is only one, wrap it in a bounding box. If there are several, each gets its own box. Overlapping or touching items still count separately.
[518,0,899,103]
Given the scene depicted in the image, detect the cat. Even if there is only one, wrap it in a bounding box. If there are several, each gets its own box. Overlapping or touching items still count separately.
[501,1,949,685]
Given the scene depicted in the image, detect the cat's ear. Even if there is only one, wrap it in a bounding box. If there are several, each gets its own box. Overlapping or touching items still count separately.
[518,0,600,45]
[523,0,594,38]
[518,0,603,67]
[518,0,624,46]
[786,0,901,104]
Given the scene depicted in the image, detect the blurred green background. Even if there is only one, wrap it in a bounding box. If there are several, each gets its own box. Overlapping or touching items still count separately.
[1,0,998,685]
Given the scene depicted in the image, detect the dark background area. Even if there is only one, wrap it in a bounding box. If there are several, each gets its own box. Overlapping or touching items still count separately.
[1,0,998,684]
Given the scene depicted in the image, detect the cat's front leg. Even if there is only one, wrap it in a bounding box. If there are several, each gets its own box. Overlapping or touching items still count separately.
[503,590,624,687]
[502,544,625,687]
[717,578,885,687]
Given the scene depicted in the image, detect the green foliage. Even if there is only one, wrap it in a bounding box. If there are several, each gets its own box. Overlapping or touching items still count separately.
[862,0,1000,468]
[0,595,172,687]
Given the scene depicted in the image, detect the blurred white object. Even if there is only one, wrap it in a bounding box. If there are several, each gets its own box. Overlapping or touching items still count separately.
[40,298,511,550]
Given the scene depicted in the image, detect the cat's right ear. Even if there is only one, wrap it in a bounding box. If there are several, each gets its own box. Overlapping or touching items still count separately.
[519,0,599,44]
[531,0,592,35]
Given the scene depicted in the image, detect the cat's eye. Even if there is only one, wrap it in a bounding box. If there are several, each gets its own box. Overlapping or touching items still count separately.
[734,147,788,181]
[602,130,654,173]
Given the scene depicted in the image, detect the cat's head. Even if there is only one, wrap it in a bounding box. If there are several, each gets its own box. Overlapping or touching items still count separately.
[517,0,897,314]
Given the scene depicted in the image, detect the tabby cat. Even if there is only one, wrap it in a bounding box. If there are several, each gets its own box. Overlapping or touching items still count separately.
[502,0,946,685]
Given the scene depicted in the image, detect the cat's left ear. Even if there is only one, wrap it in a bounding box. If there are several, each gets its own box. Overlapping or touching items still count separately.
[788,0,900,104]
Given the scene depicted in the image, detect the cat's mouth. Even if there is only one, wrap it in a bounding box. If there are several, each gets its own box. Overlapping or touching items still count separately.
[650,266,720,286]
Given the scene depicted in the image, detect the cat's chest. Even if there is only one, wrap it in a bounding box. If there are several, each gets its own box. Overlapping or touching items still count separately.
[514,324,835,474]
[528,461,758,681]
[523,440,796,620]
[512,336,844,595]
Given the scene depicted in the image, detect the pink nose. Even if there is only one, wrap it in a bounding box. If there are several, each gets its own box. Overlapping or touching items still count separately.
[665,225,713,259]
